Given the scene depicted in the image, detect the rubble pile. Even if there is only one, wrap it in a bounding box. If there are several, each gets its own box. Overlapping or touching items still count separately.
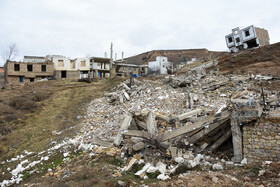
[67,69,279,180]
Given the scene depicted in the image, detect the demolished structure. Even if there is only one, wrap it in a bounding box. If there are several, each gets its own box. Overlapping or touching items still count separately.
[79,60,279,179]
[225,25,270,53]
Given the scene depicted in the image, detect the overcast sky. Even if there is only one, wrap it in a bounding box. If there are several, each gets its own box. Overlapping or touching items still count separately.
[0,0,279,66]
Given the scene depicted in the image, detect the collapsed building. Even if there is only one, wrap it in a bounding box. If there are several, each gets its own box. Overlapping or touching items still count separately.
[225,25,270,53]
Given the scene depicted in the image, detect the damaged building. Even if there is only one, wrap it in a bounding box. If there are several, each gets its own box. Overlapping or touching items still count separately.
[115,63,148,77]
[148,56,173,75]
[52,56,91,79]
[5,60,54,83]
[225,25,270,53]
[90,57,111,78]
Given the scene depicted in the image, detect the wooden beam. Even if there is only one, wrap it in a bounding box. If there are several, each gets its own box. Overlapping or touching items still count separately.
[209,128,232,150]
[114,115,132,146]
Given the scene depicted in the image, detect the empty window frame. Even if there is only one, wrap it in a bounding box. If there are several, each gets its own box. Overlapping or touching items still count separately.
[235,37,240,43]
[70,60,76,68]
[30,78,34,82]
[14,64,20,71]
[80,60,86,67]
[19,76,24,82]
[244,30,250,37]
[41,65,46,72]
[228,37,233,43]
[27,64,33,72]
[58,60,64,67]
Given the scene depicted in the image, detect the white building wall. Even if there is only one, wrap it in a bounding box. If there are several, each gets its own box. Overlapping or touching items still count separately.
[52,57,90,71]
[76,58,90,71]
[53,57,71,70]
[148,56,173,75]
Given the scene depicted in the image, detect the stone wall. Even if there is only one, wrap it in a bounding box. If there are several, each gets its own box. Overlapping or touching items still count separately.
[243,120,280,163]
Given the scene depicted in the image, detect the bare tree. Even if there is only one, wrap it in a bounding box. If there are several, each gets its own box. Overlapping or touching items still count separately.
[2,43,18,62]
[2,43,19,84]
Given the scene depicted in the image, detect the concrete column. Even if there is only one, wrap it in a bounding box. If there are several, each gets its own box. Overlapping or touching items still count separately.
[231,113,243,162]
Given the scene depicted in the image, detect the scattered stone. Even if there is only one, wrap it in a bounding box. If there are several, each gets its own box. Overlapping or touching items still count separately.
[212,163,223,170]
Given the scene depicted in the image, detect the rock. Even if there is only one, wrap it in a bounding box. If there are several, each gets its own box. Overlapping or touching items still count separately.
[258,169,265,176]
[176,179,184,184]
[131,137,144,144]
[212,163,223,170]
[156,162,167,174]
[241,158,247,165]
[244,176,251,182]
[117,180,127,187]
[132,142,146,151]
[157,173,170,180]
[212,176,219,183]
[174,157,184,164]
[147,166,158,173]
[264,161,272,165]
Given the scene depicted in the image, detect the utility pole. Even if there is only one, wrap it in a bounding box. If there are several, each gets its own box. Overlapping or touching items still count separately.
[115,53,117,61]
[110,42,113,68]
[122,51,124,62]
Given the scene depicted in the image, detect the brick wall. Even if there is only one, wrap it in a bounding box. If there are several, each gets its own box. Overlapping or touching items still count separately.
[243,120,280,163]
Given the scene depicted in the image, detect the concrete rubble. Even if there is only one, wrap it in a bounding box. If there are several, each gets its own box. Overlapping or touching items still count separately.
[67,64,279,181]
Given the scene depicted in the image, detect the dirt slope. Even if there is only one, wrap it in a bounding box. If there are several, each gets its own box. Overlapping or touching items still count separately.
[124,49,226,65]
[218,42,280,77]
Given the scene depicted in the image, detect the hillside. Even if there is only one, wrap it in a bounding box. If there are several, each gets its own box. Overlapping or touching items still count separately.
[124,48,227,65]
[218,42,280,77]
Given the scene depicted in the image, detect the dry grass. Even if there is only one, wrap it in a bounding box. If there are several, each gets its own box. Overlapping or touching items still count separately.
[0,78,122,161]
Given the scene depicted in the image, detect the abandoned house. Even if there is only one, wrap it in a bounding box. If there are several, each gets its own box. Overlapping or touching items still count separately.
[225,25,270,53]
[5,61,54,83]
[148,56,173,75]
[90,57,111,78]
[52,57,90,79]
[115,63,148,77]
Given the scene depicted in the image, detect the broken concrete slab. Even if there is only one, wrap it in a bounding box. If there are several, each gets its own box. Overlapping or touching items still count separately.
[135,163,151,178]
[209,129,232,150]
[124,158,138,172]
[114,115,133,146]
[132,142,146,151]
[158,115,215,142]
[174,108,203,122]
[146,111,158,139]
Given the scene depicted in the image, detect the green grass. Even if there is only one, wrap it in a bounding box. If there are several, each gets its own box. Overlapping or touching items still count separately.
[22,172,30,181]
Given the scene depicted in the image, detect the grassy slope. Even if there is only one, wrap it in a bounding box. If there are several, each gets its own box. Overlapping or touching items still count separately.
[0,78,122,161]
